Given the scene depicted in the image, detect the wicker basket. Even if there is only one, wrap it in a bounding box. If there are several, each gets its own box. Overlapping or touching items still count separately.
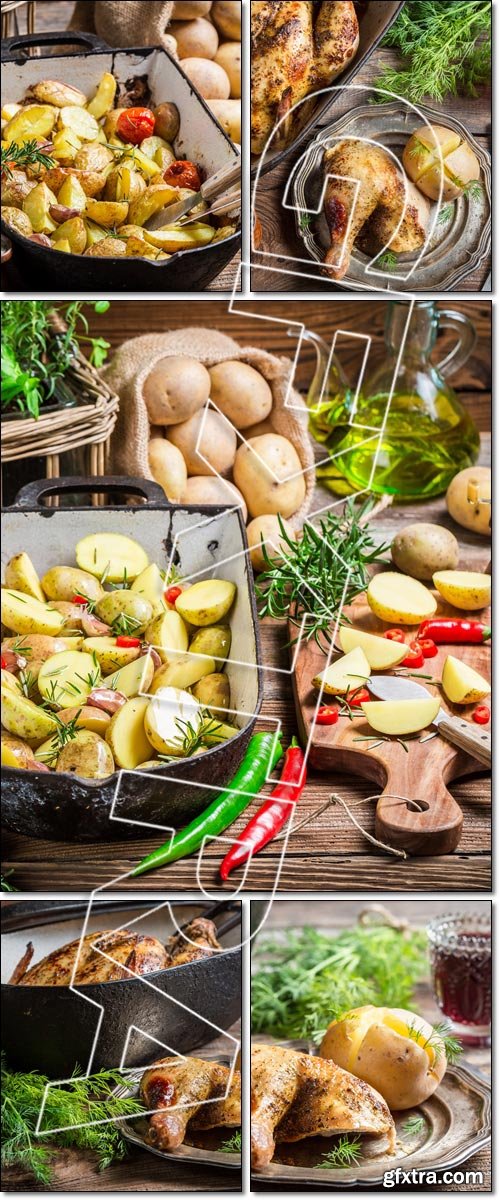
[1,317,120,505]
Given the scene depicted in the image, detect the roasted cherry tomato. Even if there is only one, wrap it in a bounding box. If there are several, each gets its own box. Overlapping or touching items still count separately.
[315,705,339,725]
[71,594,88,606]
[115,636,141,648]
[401,642,425,669]
[472,705,490,725]
[163,160,202,191]
[346,687,371,705]
[165,585,182,605]
[383,628,405,642]
[1,656,7,669]
[418,637,438,658]
[116,106,155,145]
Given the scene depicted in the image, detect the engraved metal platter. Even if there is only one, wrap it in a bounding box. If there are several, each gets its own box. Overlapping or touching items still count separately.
[251,1041,491,1186]
[293,102,491,291]
[113,1053,241,1171]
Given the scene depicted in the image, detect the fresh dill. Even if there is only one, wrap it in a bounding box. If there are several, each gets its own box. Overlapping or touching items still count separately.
[220,1129,242,1153]
[317,1135,363,1169]
[402,1114,426,1135]
[373,250,399,273]
[406,1019,462,1064]
[374,1,491,104]
[299,213,312,231]
[438,179,484,224]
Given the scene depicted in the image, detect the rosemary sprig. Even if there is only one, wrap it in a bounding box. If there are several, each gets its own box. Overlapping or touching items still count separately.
[18,669,37,699]
[112,612,142,636]
[173,707,224,756]
[219,1129,242,1153]
[1,139,54,179]
[317,1135,363,1168]
[36,712,83,763]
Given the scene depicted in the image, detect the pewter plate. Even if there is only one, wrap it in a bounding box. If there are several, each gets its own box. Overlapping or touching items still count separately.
[113,1054,241,1171]
[293,102,491,291]
[251,1042,491,1186]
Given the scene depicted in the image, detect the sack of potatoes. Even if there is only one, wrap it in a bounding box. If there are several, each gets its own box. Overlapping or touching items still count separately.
[169,1,241,144]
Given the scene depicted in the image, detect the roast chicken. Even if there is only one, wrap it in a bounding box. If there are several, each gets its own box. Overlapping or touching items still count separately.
[251,1044,396,1170]
[141,1056,241,1150]
[9,918,221,986]
[322,139,429,279]
[251,1,360,154]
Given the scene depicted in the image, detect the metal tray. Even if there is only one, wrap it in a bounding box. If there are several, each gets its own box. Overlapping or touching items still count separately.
[251,1042,491,1186]
[293,102,491,291]
[114,1053,241,1170]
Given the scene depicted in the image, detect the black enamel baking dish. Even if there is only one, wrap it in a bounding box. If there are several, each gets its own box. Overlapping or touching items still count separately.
[1,31,240,292]
[1,900,241,1076]
[1,477,262,842]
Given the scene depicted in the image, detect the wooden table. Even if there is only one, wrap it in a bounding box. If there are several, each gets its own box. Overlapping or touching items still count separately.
[251,46,492,293]
[251,900,491,1192]
[2,1020,241,1193]
[1,301,491,892]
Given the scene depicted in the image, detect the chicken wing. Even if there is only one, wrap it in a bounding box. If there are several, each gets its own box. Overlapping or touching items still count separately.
[141,1056,241,1150]
[251,2,359,155]
[11,929,168,985]
[165,918,221,967]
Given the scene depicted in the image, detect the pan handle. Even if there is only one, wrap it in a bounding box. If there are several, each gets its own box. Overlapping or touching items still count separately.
[1,31,110,62]
[11,476,168,509]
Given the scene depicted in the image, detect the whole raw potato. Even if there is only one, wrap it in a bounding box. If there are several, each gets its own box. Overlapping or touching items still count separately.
[206,98,240,143]
[182,475,247,520]
[170,18,219,59]
[143,356,211,424]
[214,42,241,97]
[391,523,459,581]
[180,57,230,100]
[233,435,306,519]
[172,1,212,17]
[320,1005,447,1110]
[446,466,491,536]
[212,0,241,39]
[245,418,275,439]
[209,361,273,429]
[148,437,188,502]
[168,409,236,476]
[247,514,295,572]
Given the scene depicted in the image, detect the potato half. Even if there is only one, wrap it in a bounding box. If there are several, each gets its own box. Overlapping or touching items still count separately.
[320,1005,447,1109]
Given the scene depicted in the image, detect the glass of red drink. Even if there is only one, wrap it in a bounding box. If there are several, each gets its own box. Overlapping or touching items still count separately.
[428,912,491,1046]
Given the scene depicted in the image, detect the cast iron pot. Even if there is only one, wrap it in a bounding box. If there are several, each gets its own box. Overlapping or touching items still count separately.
[1,477,262,842]
[1,900,241,1076]
[1,32,240,291]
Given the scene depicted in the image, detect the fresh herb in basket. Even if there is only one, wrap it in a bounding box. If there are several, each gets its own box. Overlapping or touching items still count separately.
[1,1056,144,1185]
[374,1,491,104]
[1,302,111,418]
[255,499,389,650]
[251,924,427,1041]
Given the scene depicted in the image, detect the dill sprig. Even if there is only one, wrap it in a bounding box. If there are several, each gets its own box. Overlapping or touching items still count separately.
[1,139,54,179]
[251,925,427,1042]
[402,1114,426,1135]
[1,1055,144,1185]
[219,1129,242,1153]
[406,1019,462,1064]
[317,1134,362,1169]
[373,250,399,273]
[256,499,389,651]
[375,1,491,104]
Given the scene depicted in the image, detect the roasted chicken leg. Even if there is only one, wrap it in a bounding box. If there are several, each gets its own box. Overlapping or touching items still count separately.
[141,1056,241,1150]
[251,1044,395,1170]
[251,2,359,154]
[166,918,222,967]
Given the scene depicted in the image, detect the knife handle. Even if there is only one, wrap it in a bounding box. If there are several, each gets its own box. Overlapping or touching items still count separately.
[202,158,241,201]
[437,713,491,768]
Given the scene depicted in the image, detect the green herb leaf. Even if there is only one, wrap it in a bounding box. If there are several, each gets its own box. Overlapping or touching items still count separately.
[317,1135,363,1169]
[220,1129,242,1153]
[374,0,491,104]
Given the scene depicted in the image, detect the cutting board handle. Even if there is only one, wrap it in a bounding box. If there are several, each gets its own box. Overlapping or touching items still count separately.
[375,756,464,856]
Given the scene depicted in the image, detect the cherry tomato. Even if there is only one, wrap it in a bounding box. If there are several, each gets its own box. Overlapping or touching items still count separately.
[116,107,155,145]
[163,160,202,191]
[401,642,425,668]
[383,628,405,642]
[115,636,141,648]
[346,687,371,705]
[316,705,339,725]
[72,594,88,606]
[418,637,438,658]
[165,585,182,605]
[472,705,490,725]
[1,656,7,669]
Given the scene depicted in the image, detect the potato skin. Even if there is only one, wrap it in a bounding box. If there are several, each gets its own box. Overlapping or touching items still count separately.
[171,17,219,59]
[1,685,58,746]
[189,623,231,666]
[233,435,306,519]
[167,409,236,476]
[148,437,188,502]
[446,466,491,536]
[180,57,231,100]
[206,98,240,143]
[391,523,459,581]
[57,705,111,735]
[214,42,241,97]
[95,590,153,632]
[192,671,230,715]
[181,475,247,519]
[153,102,180,143]
[209,361,272,430]
[143,356,211,425]
[212,0,241,39]
[56,730,115,779]
[41,565,104,603]
[1,732,39,769]
[246,514,295,572]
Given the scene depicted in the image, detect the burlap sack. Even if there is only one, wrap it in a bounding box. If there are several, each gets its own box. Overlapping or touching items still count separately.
[70,1,176,53]
[104,328,316,531]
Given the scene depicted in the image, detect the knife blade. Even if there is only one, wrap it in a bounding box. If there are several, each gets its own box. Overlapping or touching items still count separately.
[145,158,241,231]
[366,675,491,766]
[146,191,203,230]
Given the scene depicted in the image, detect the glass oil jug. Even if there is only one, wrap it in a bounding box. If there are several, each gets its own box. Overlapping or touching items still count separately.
[305,301,480,500]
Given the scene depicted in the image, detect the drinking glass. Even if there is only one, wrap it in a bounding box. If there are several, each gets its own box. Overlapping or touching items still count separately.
[428,911,491,1046]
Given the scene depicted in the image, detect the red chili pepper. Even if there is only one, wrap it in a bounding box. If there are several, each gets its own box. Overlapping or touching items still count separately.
[116,106,155,144]
[72,594,88,606]
[165,585,182,605]
[315,705,339,725]
[401,642,425,669]
[418,619,491,645]
[383,628,405,642]
[115,636,141,648]
[472,705,490,725]
[219,739,306,880]
[346,686,371,705]
[163,160,202,191]
[418,638,438,659]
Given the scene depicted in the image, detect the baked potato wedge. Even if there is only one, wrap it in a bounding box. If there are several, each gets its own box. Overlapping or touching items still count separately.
[128,183,179,227]
[1,684,58,746]
[105,697,152,769]
[27,80,88,108]
[85,198,129,227]
[51,128,83,163]
[85,237,126,256]
[83,636,142,675]
[4,552,45,602]
[2,589,65,636]
[38,648,101,709]
[103,653,155,698]
[22,182,58,234]
[74,143,114,173]
[87,72,117,119]
[1,732,40,770]
[59,106,99,141]
[76,532,149,582]
[1,207,33,237]
[142,223,215,251]
[4,104,57,143]
[52,215,87,254]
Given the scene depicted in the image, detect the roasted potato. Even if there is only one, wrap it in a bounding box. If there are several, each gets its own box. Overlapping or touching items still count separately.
[27,80,88,107]
[85,198,129,227]
[4,104,57,143]
[59,106,99,141]
[56,729,115,778]
[52,215,87,254]
[44,166,108,198]
[142,223,215,251]
[5,552,45,601]
[104,164,146,203]
[74,143,115,173]
[124,235,161,258]
[128,183,179,227]
[102,108,129,138]
[84,218,108,247]
[1,169,36,208]
[87,72,117,119]
[85,236,126,256]
[1,206,33,237]
[1,732,39,770]
[153,102,180,143]
[105,697,152,769]
[22,182,58,234]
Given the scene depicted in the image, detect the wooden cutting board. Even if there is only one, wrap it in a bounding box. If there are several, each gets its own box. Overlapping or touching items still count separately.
[290,596,491,856]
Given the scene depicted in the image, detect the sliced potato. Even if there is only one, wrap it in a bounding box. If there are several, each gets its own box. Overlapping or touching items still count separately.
[82,637,142,674]
[95,590,153,633]
[144,610,189,662]
[1,206,33,237]
[38,649,100,709]
[128,183,179,227]
[144,686,201,756]
[442,655,490,705]
[1,684,58,746]
[2,669,22,694]
[2,633,84,678]
[103,653,155,698]
[28,80,88,107]
[45,166,108,198]
[130,563,167,619]
[338,627,408,670]
[104,164,146,203]
[202,719,238,746]
[433,570,491,611]
[56,704,111,735]
[140,134,172,159]
[84,218,108,247]
[1,589,65,636]
[75,142,114,173]
[53,238,72,253]
[41,565,103,603]
[52,215,87,254]
[102,108,129,138]
[4,553,45,602]
[75,533,149,582]
[56,729,115,778]
[51,128,83,163]
[129,146,163,179]
[59,106,99,141]
[142,223,215,251]
[361,698,441,736]
[150,652,216,692]
[313,647,371,695]
[1,732,39,769]
[23,182,58,234]
[105,697,152,769]
[85,198,129,227]
[125,235,161,258]
[85,236,126,256]
[175,578,236,625]
[4,104,57,143]
[87,72,117,119]
[367,572,437,625]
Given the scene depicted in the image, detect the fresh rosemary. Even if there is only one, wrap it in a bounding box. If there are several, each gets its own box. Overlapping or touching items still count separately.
[1,139,53,178]
[2,302,110,418]
[317,1134,362,1169]
[256,500,389,650]
[112,612,143,636]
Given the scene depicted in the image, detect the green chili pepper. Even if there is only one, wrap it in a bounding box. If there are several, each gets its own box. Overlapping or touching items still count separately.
[133,732,284,876]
